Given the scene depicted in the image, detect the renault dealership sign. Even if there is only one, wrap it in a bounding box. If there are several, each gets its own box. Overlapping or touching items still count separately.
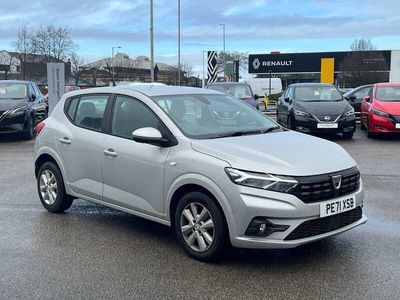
[249,51,391,74]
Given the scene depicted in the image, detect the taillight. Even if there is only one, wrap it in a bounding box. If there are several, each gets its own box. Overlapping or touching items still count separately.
[35,121,45,136]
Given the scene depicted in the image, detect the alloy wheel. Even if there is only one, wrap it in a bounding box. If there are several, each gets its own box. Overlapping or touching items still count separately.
[180,202,215,252]
[39,170,58,205]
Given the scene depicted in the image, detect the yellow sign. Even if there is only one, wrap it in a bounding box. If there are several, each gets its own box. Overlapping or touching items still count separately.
[320,58,334,84]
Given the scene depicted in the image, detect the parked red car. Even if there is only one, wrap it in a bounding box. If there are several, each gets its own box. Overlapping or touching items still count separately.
[361,83,400,138]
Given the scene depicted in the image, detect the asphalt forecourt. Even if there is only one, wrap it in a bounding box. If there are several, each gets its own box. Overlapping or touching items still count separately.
[0,129,399,300]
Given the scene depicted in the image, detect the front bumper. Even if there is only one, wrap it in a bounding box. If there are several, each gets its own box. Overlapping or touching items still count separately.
[0,114,26,133]
[369,114,400,133]
[228,179,365,249]
[293,115,356,134]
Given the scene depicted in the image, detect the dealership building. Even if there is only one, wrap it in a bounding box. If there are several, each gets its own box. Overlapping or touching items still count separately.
[248,50,400,89]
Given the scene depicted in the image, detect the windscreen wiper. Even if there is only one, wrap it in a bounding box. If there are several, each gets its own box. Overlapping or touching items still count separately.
[213,127,281,138]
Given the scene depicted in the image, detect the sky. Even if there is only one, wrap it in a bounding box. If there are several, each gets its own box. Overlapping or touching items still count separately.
[0,0,399,76]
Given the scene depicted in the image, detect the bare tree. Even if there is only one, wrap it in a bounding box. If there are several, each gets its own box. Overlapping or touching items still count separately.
[13,24,36,79]
[339,38,388,87]
[33,25,76,62]
[70,52,86,85]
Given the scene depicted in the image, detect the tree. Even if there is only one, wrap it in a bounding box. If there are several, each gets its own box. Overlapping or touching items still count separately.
[70,52,86,85]
[32,25,76,62]
[217,51,248,77]
[13,24,35,79]
[339,38,388,87]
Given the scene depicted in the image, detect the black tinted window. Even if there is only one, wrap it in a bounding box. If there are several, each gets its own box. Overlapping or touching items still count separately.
[111,96,159,139]
[74,95,109,131]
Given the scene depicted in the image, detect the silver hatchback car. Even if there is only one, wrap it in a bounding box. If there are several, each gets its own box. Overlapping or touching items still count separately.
[34,85,367,261]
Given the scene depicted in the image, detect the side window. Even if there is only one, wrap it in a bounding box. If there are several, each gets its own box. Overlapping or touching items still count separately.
[111,96,160,139]
[74,95,109,131]
[288,87,294,99]
[354,87,370,99]
[28,83,35,98]
[66,97,79,121]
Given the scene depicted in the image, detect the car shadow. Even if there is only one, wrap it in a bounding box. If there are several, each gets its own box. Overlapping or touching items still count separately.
[50,200,348,267]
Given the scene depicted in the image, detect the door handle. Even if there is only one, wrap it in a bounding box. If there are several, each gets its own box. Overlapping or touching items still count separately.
[103,149,118,157]
[59,137,72,145]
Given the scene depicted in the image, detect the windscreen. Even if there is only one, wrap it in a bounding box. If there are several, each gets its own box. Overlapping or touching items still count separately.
[376,86,400,101]
[295,86,342,102]
[0,83,27,99]
[152,94,277,139]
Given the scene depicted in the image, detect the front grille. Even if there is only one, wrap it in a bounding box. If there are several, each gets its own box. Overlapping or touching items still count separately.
[284,206,362,241]
[291,167,360,203]
[314,114,340,122]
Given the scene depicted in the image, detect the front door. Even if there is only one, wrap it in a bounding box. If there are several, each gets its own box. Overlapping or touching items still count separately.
[102,95,171,218]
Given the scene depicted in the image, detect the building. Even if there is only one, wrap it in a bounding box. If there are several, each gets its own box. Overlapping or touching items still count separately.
[248,50,400,88]
[0,50,72,85]
[81,53,186,86]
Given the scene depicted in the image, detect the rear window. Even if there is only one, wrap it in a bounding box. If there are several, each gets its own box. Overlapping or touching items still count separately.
[376,86,400,101]
[64,94,109,131]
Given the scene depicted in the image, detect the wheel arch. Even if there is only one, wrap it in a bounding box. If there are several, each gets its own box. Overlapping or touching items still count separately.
[167,176,234,237]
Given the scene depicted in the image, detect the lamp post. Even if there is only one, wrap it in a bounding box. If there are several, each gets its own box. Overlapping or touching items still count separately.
[202,50,207,87]
[177,0,181,85]
[112,46,121,85]
[219,23,226,79]
[150,0,154,82]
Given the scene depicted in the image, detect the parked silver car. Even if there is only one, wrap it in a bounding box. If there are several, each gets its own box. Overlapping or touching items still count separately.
[34,85,367,261]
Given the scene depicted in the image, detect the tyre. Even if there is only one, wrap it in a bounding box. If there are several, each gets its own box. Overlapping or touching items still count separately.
[174,192,227,262]
[342,131,354,139]
[22,116,35,140]
[287,115,295,130]
[37,162,73,213]
[366,121,375,139]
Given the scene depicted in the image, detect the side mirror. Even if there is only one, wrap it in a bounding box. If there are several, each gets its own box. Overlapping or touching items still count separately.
[284,97,290,103]
[346,95,356,102]
[254,94,259,100]
[364,96,371,103]
[30,94,36,102]
[132,127,165,146]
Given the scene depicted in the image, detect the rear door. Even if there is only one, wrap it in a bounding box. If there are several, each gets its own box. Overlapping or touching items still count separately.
[101,95,171,218]
[55,93,111,200]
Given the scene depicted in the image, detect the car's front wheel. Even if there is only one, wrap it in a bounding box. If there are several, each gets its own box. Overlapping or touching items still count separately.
[174,192,227,262]
[342,130,354,139]
[22,116,35,140]
[37,162,73,213]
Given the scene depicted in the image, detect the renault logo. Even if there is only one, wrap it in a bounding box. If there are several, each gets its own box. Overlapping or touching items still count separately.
[331,175,342,190]
[253,58,260,70]
[324,116,331,121]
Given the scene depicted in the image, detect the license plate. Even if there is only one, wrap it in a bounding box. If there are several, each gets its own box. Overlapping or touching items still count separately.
[396,123,400,129]
[317,123,338,129]
[320,195,356,217]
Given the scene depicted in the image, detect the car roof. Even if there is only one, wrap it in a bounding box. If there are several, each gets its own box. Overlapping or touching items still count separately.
[0,80,31,85]
[64,85,223,98]
[289,83,335,88]
[375,82,400,87]
[208,82,249,86]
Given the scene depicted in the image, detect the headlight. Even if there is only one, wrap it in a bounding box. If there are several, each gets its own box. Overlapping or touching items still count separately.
[344,108,355,117]
[372,108,390,118]
[8,107,26,116]
[293,108,311,118]
[225,168,298,192]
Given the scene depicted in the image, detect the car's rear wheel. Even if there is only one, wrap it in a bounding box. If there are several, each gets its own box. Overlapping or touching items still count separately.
[174,192,227,262]
[37,162,73,213]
